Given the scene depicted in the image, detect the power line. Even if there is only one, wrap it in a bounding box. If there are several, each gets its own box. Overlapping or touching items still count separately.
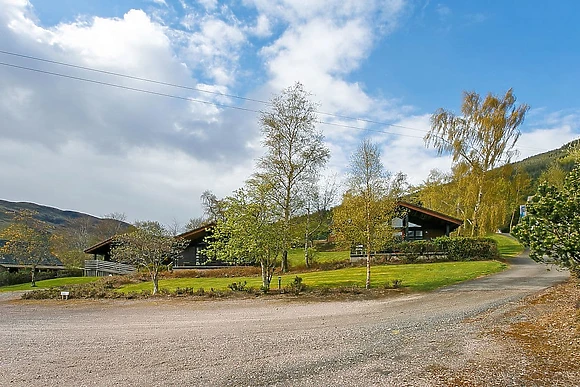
[0,49,270,106]
[0,61,419,139]
[0,56,550,153]
[0,49,434,135]
[0,49,551,151]
[0,61,258,113]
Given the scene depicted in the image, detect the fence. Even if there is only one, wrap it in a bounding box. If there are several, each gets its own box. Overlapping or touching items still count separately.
[84,260,136,276]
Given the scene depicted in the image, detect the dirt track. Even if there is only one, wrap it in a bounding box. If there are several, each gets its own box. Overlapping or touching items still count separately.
[0,255,572,386]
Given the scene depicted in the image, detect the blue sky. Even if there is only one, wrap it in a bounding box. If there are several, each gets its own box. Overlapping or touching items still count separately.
[0,0,579,226]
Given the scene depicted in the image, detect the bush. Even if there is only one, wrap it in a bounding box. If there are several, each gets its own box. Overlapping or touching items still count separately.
[371,237,500,263]
[285,276,306,295]
[432,237,499,261]
[227,281,248,292]
[56,268,84,278]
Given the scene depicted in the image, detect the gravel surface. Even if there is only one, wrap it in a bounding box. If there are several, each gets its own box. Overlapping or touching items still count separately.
[0,254,571,386]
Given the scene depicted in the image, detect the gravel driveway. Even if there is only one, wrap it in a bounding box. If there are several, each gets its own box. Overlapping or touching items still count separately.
[0,254,570,386]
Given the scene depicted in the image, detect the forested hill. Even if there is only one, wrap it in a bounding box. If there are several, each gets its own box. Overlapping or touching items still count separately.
[0,199,128,234]
[513,139,579,180]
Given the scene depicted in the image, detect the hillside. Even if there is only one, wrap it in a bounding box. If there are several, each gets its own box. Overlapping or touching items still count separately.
[513,139,578,180]
[0,199,129,241]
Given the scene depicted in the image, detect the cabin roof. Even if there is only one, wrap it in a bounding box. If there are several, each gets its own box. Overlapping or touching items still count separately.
[397,201,463,226]
[84,223,216,255]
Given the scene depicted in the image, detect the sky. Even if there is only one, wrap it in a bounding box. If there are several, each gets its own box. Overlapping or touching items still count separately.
[1,0,579,228]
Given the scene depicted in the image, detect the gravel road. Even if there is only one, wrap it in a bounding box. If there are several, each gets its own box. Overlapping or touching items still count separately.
[0,254,570,386]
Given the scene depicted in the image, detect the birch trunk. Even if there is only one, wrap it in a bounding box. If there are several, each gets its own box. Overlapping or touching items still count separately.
[471,184,483,237]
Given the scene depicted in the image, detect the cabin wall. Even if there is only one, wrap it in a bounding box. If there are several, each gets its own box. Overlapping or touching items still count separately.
[173,242,210,267]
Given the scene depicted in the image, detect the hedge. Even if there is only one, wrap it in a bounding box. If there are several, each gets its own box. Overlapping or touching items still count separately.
[357,237,500,264]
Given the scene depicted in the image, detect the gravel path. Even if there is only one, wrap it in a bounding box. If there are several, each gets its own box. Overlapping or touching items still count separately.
[0,254,570,386]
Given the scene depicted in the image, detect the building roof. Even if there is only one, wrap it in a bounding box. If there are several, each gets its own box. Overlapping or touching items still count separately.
[0,253,64,268]
[84,223,216,255]
[176,222,216,240]
[84,236,115,254]
[397,201,463,226]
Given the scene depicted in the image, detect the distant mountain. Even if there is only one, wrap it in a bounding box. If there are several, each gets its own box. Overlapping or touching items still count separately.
[0,199,130,237]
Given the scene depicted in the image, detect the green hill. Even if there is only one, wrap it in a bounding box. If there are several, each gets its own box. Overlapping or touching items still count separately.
[513,139,578,181]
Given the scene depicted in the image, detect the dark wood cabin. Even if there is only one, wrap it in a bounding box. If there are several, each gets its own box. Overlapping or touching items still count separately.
[396,201,463,241]
[350,202,463,260]
[171,223,229,269]
[83,223,227,276]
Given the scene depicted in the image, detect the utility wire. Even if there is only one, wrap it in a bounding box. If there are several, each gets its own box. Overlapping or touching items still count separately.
[0,55,551,153]
[0,49,269,106]
[0,61,258,113]
[0,61,420,139]
[0,49,443,135]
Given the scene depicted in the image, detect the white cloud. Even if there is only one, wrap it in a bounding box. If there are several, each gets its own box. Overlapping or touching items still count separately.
[516,110,580,160]
[247,13,271,37]
[0,0,262,223]
[0,140,253,225]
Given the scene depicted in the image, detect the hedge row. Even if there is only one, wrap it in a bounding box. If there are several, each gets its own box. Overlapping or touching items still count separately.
[365,237,500,263]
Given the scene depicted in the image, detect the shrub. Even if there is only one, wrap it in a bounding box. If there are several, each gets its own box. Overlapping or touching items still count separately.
[227,281,248,292]
[432,237,499,261]
[391,279,403,289]
[285,276,306,295]
[372,237,499,263]
[56,268,84,278]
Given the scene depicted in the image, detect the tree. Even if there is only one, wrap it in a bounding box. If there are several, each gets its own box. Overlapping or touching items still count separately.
[95,212,129,240]
[425,89,529,235]
[166,217,183,236]
[538,162,567,190]
[255,82,330,272]
[184,216,208,231]
[505,167,531,232]
[204,183,283,290]
[0,210,54,286]
[110,221,187,294]
[333,140,398,289]
[299,176,337,268]
[200,190,226,222]
[513,165,580,276]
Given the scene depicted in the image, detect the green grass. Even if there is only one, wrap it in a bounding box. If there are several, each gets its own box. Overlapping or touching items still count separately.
[488,234,524,259]
[287,248,349,268]
[0,277,99,292]
[119,260,506,293]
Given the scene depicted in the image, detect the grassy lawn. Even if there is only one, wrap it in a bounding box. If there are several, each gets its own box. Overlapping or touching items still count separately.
[0,277,99,292]
[287,248,349,268]
[488,234,524,258]
[119,260,506,293]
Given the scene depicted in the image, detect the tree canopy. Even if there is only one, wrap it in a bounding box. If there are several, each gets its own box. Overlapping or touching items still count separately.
[204,182,283,290]
[333,140,399,289]
[424,89,529,235]
[255,82,330,272]
[513,165,580,276]
[111,221,187,294]
[0,210,54,286]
